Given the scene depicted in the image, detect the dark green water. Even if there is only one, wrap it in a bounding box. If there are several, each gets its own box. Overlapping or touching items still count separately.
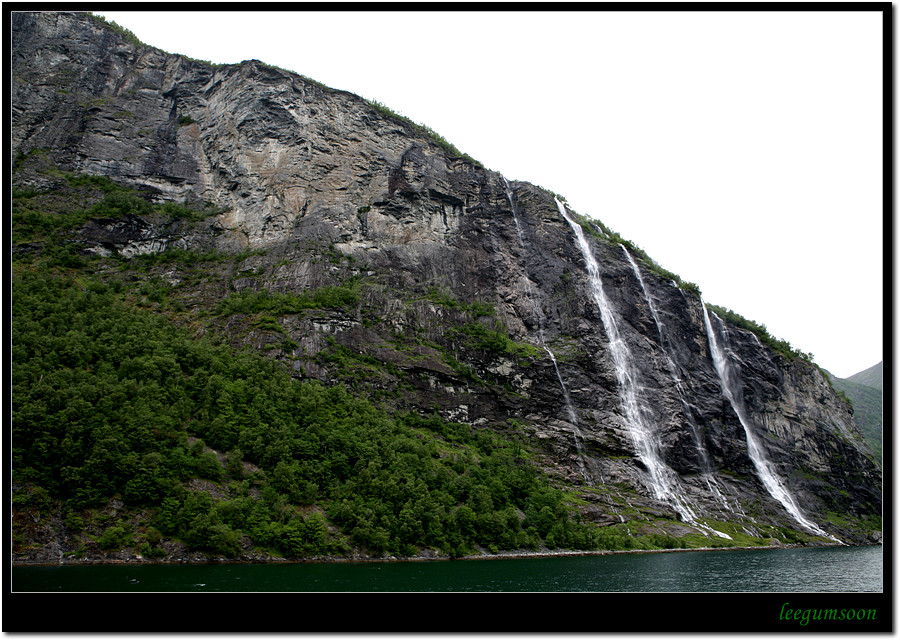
[13,544,882,592]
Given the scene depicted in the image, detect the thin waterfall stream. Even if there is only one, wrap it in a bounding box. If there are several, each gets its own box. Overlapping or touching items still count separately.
[621,247,737,524]
[701,302,841,543]
[555,199,701,526]
[502,179,593,486]
[543,345,592,484]
[621,246,711,466]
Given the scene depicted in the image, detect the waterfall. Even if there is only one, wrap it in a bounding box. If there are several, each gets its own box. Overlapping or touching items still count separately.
[502,179,592,486]
[622,247,709,462]
[543,345,593,484]
[622,247,736,518]
[555,199,700,525]
[502,178,545,331]
[503,177,529,250]
[542,346,579,426]
[702,302,841,542]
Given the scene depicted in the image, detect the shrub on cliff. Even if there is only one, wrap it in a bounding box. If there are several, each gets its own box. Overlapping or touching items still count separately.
[12,270,598,558]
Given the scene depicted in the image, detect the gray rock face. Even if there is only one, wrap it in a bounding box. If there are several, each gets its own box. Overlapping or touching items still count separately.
[12,11,881,544]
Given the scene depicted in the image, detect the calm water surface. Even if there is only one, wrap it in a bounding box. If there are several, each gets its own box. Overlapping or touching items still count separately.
[13,544,882,592]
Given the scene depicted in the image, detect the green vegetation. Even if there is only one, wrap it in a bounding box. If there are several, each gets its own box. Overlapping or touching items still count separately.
[366,99,483,167]
[87,13,144,47]
[216,283,360,316]
[11,270,605,558]
[828,373,883,463]
[12,173,217,247]
[416,286,536,363]
[87,13,221,68]
[560,201,810,362]
[87,13,480,170]
[847,362,883,391]
[129,247,235,267]
[316,336,401,382]
[566,209,702,297]
[424,286,495,317]
[706,304,813,363]
[13,147,51,173]
[12,11,880,562]
[450,321,539,360]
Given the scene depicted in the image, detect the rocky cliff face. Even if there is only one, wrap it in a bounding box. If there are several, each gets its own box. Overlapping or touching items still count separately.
[12,11,881,545]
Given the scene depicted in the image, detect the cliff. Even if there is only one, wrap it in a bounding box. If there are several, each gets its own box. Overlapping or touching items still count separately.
[11,11,881,562]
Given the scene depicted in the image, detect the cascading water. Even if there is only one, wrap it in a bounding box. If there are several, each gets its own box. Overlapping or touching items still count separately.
[503,177,529,250]
[542,346,579,427]
[543,345,593,484]
[502,179,592,486]
[702,302,841,542]
[622,247,737,520]
[622,247,709,462]
[555,198,701,525]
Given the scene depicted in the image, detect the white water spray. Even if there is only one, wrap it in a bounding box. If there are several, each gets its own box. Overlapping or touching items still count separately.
[556,199,706,527]
[543,345,593,484]
[622,247,736,520]
[503,177,529,249]
[622,247,708,459]
[502,179,592,485]
[543,346,578,425]
[702,302,841,542]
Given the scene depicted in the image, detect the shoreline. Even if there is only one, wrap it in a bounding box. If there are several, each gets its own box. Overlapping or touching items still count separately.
[13,539,869,568]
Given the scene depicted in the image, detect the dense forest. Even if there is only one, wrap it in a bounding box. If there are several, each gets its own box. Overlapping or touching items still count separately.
[14,175,714,561]
[9,11,884,578]
[12,161,874,561]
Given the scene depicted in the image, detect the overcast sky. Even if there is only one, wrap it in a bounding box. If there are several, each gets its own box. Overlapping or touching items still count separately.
[97,8,885,380]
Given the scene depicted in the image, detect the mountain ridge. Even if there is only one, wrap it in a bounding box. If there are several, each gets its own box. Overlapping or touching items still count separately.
[10,11,882,564]
[825,363,883,463]
[847,361,883,391]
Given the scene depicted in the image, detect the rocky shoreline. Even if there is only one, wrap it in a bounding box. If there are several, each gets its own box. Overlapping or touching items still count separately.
[14,538,869,568]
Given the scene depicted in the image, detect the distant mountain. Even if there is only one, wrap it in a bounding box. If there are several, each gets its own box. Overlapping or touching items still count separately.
[826,363,883,464]
[847,361,883,391]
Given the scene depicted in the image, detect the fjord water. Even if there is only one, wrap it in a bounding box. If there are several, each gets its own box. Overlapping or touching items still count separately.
[13,545,882,592]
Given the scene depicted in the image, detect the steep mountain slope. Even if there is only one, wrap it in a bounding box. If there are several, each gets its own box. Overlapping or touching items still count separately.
[848,362,883,391]
[827,364,883,463]
[11,11,882,562]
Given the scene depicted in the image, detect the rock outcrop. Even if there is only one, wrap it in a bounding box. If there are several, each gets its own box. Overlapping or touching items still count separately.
[11,11,881,546]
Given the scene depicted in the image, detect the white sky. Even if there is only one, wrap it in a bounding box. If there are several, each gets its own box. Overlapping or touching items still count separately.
[96,8,885,380]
